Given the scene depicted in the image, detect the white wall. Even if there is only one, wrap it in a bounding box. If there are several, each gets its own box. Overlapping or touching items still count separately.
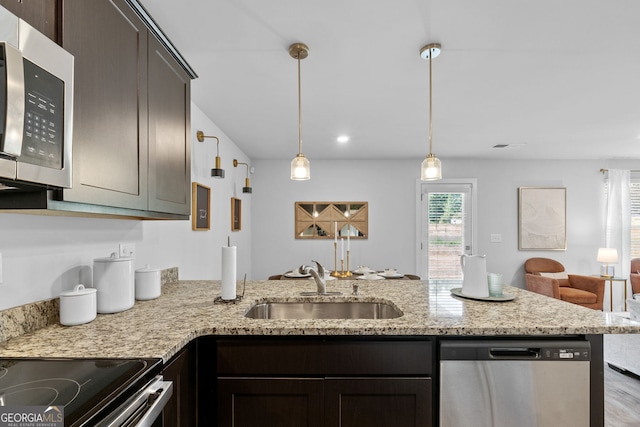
[250,158,638,288]
[0,103,252,310]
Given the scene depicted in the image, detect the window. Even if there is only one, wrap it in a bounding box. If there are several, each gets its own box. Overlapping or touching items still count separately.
[604,172,640,258]
[631,181,640,258]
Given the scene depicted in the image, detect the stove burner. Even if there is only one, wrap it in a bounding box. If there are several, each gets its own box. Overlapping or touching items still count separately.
[0,357,161,426]
[0,378,81,407]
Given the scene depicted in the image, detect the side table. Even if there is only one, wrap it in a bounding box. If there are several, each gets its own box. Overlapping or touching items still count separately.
[603,277,628,312]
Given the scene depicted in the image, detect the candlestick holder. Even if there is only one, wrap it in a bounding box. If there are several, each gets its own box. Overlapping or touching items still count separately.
[331,242,340,277]
[344,250,352,276]
[340,259,347,277]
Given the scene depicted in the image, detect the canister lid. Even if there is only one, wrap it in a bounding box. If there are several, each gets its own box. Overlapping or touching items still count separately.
[60,284,97,297]
[94,252,134,263]
[136,264,162,273]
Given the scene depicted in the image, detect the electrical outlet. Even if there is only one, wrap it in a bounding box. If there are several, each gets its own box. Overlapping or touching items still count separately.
[118,243,135,258]
[490,234,502,243]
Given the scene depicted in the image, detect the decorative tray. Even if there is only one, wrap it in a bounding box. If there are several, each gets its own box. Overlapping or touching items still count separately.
[450,287,516,302]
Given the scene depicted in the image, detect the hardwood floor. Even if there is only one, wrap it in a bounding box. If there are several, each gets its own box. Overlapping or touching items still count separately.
[605,363,640,426]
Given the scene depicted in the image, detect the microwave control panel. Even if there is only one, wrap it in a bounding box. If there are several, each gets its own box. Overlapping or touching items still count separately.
[21,58,64,170]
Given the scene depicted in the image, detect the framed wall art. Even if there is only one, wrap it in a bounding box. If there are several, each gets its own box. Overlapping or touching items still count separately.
[518,187,566,250]
[231,197,242,231]
[192,182,211,231]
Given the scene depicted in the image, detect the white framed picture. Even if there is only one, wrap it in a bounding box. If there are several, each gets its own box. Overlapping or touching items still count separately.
[518,187,566,250]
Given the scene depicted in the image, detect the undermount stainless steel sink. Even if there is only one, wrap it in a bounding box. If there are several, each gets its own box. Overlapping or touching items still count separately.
[244,300,403,320]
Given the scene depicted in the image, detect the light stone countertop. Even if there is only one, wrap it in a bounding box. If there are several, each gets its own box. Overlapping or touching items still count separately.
[0,279,638,363]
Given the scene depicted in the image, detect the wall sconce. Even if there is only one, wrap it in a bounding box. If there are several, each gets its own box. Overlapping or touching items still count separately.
[196,130,225,178]
[233,159,252,193]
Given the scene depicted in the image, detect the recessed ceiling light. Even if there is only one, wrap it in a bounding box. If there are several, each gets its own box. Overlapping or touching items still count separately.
[337,135,350,143]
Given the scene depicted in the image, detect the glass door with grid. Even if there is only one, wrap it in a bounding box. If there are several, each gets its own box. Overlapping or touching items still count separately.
[419,181,476,281]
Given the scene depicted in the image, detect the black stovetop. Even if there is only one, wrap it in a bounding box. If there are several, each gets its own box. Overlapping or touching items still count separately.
[0,357,162,426]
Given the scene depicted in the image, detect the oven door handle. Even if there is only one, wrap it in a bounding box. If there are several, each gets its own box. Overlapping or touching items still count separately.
[127,380,173,427]
[102,377,173,427]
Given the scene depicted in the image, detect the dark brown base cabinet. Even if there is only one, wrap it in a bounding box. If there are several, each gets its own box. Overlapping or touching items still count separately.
[162,342,197,427]
[218,377,431,427]
[212,337,434,427]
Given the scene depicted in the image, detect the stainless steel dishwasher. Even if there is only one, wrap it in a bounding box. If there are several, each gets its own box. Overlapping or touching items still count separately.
[439,339,590,427]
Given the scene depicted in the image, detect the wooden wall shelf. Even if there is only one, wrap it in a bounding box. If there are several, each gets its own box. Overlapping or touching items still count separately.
[295,202,368,239]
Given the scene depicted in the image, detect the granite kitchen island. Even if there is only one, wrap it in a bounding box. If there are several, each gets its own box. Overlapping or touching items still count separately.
[1,279,638,426]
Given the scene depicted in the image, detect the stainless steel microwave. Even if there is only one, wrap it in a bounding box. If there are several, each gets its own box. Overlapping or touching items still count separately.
[0,7,73,190]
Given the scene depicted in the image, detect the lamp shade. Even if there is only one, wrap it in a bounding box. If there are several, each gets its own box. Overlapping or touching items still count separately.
[597,248,618,263]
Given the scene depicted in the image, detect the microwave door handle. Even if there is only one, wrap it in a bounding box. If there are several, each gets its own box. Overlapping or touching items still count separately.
[2,41,24,157]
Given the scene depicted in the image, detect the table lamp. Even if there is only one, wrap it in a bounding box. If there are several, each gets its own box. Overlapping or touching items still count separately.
[597,248,618,278]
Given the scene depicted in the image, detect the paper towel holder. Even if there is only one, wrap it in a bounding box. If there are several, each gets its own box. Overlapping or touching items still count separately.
[214,273,247,304]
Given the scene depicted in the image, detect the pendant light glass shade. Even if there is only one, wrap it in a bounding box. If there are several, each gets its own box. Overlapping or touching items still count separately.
[420,43,442,181]
[291,154,310,180]
[421,154,442,180]
[289,43,311,181]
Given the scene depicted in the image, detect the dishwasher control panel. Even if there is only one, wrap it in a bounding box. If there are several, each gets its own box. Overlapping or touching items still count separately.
[440,339,591,361]
[547,347,590,360]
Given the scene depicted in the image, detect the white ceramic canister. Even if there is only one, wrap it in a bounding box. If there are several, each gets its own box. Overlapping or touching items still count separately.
[93,253,135,313]
[135,264,162,300]
[59,284,97,326]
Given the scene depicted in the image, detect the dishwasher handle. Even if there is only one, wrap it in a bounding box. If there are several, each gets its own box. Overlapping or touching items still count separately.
[489,347,540,359]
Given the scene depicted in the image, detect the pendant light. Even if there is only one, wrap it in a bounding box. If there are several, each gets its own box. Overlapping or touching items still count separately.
[196,131,225,178]
[289,43,311,180]
[420,43,442,181]
[233,159,252,193]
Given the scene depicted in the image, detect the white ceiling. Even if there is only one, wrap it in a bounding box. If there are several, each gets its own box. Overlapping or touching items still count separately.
[140,0,640,161]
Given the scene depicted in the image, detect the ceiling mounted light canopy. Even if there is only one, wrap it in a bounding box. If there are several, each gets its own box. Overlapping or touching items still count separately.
[233,159,252,193]
[289,42,311,181]
[420,43,442,181]
[196,130,225,178]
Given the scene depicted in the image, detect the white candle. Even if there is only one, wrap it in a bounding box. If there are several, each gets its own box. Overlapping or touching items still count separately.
[341,238,344,260]
[334,222,338,243]
[347,233,350,251]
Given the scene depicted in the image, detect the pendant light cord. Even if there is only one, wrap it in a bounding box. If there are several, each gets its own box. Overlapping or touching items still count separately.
[297,53,303,155]
[428,49,433,156]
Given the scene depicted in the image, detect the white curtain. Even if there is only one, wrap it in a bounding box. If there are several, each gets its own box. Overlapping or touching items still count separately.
[605,169,631,291]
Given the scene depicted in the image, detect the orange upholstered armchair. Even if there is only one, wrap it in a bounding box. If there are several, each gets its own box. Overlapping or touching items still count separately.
[524,257,605,310]
[631,258,640,294]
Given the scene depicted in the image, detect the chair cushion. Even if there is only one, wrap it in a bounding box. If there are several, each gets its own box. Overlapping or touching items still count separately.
[559,287,597,304]
[539,272,570,287]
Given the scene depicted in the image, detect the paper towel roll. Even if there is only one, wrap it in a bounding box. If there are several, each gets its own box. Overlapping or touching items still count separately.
[221,246,237,300]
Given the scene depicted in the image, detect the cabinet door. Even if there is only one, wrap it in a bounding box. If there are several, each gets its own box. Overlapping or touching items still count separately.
[218,378,324,427]
[162,344,197,427]
[325,378,432,427]
[61,0,148,210]
[147,34,191,215]
[0,0,59,42]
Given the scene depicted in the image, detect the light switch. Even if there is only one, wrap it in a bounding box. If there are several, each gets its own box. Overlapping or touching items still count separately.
[490,234,502,243]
